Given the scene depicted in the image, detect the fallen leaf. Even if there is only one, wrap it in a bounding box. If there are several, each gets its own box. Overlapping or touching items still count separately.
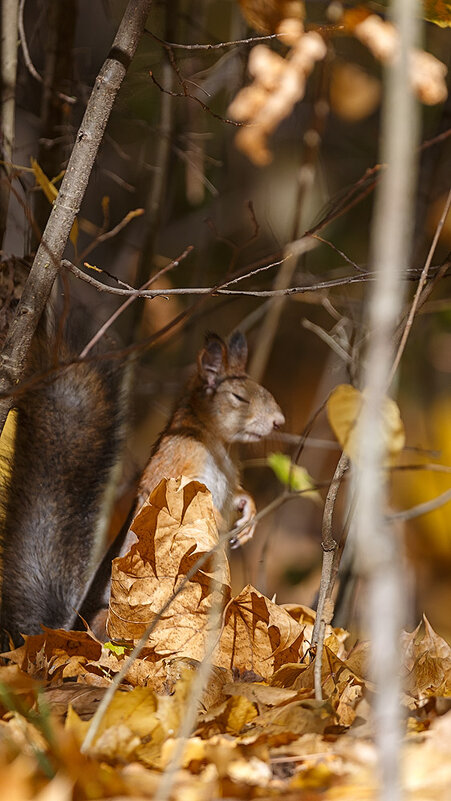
[107,477,231,658]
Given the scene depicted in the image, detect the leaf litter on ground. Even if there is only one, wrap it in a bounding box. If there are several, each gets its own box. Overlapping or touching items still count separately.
[1,477,451,799]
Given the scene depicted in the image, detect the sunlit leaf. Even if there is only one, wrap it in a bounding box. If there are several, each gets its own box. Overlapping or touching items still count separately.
[267,452,321,503]
[327,383,405,463]
[423,0,451,26]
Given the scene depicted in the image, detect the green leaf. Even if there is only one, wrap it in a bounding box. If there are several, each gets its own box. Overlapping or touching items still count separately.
[267,452,322,504]
[104,641,127,655]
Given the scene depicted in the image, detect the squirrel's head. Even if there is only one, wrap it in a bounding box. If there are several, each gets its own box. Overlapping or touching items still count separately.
[195,332,285,443]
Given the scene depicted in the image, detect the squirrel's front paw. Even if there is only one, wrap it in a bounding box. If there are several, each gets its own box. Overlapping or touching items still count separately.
[229,491,256,548]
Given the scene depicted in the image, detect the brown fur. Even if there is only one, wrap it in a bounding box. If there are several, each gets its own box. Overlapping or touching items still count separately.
[135,331,284,541]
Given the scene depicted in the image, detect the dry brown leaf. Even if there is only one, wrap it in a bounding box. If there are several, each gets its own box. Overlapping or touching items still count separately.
[402,616,451,701]
[216,584,308,679]
[271,646,366,729]
[199,694,259,737]
[107,477,231,658]
[43,684,106,721]
[3,628,102,682]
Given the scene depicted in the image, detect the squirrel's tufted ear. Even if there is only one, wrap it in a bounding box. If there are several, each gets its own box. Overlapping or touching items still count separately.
[227,331,248,372]
[198,333,227,388]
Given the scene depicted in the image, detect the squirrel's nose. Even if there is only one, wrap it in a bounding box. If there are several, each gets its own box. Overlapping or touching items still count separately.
[273,410,285,430]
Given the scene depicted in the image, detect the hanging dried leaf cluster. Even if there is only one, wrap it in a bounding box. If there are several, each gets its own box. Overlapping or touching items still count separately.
[354,14,448,105]
[229,6,448,164]
[229,20,327,165]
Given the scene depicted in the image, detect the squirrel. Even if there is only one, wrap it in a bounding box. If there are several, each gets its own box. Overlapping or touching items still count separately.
[121,330,284,549]
[0,325,284,647]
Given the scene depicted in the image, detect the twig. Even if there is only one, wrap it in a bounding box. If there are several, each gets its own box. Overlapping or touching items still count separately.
[148,31,283,50]
[312,452,349,701]
[149,70,244,127]
[302,319,352,364]
[18,0,75,104]
[61,258,383,297]
[0,0,152,435]
[155,546,224,801]
[389,188,451,385]
[80,247,193,358]
[389,488,451,522]
[18,0,43,84]
[311,234,366,273]
[304,128,451,241]
[132,26,176,313]
[78,208,145,263]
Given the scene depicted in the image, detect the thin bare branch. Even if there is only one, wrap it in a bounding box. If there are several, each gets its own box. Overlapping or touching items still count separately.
[18,0,75,103]
[60,259,381,298]
[149,70,244,127]
[80,247,193,358]
[312,452,349,701]
[148,31,283,50]
[389,188,451,384]
[312,234,366,273]
[78,208,145,263]
[389,488,451,521]
[302,319,352,364]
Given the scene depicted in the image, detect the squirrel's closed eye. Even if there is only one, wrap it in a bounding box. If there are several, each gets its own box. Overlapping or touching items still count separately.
[232,392,249,404]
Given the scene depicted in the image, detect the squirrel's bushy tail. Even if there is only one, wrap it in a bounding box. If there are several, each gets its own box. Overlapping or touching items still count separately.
[0,309,127,648]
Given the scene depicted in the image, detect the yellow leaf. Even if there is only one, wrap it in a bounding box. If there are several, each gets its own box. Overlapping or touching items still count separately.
[65,705,90,745]
[0,408,17,484]
[327,383,405,463]
[30,158,58,204]
[31,157,79,250]
[423,0,451,26]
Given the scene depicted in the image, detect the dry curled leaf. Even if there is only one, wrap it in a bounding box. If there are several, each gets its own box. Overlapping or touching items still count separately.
[354,14,448,105]
[107,477,231,656]
[402,616,451,701]
[229,24,326,164]
[216,584,309,679]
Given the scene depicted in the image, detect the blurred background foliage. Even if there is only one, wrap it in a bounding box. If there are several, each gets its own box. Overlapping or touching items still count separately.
[2,0,450,634]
